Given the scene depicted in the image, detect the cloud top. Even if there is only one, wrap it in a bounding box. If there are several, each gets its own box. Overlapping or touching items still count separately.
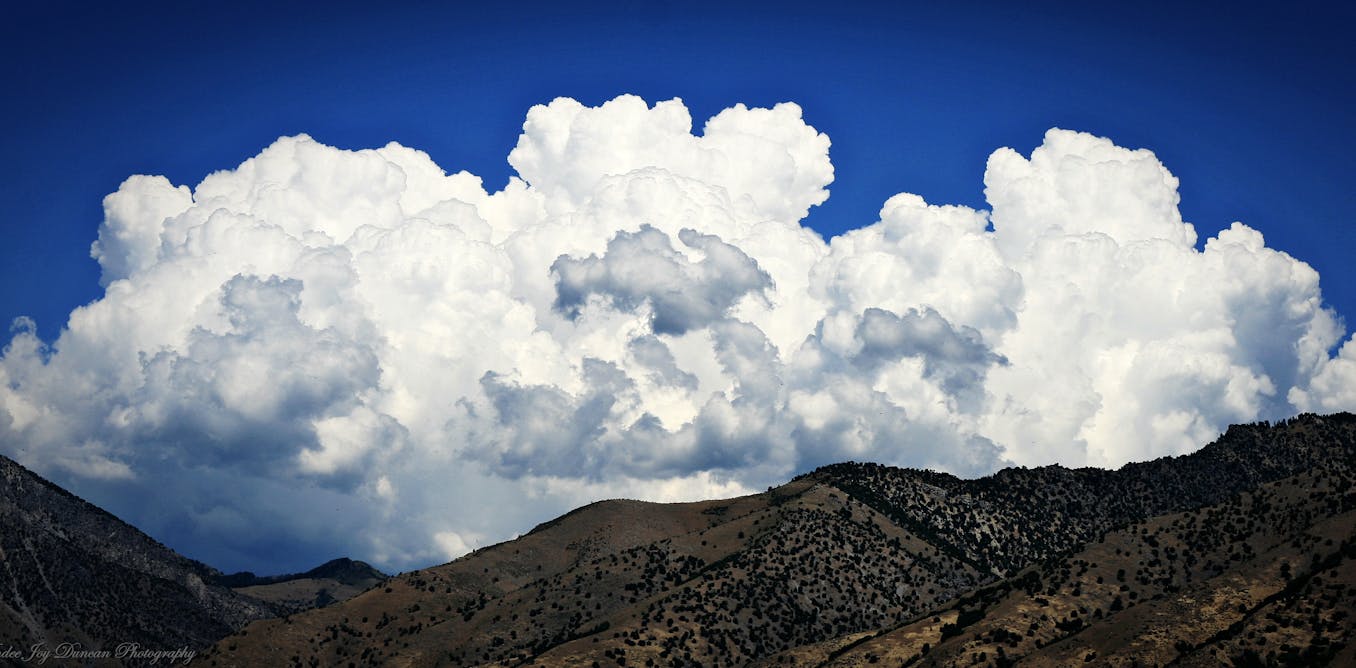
[1,96,1352,573]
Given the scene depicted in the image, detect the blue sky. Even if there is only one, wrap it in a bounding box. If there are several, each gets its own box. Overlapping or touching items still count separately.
[1,1,1353,574]
[4,0,1352,341]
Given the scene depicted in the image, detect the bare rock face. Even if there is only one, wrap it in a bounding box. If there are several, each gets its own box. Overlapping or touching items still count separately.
[204,413,1355,667]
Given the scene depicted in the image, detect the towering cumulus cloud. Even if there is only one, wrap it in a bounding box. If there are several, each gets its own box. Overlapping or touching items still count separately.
[1,95,1352,572]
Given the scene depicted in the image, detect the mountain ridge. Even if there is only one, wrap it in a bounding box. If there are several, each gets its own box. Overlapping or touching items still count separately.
[0,453,385,656]
[205,412,1356,667]
[0,452,276,652]
[217,557,388,589]
[3,414,1351,664]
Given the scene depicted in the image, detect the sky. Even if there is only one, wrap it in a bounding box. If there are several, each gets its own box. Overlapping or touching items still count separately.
[0,1,1353,575]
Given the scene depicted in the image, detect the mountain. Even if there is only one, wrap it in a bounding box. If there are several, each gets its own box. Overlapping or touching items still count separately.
[222,558,388,612]
[0,453,384,657]
[205,413,1356,667]
[766,458,1355,666]
[0,454,275,653]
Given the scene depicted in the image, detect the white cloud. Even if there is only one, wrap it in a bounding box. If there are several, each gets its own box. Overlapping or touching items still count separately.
[1290,334,1356,413]
[0,97,1351,573]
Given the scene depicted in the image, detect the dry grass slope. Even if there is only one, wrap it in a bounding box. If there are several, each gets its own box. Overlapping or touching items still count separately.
[205,413,1356,668]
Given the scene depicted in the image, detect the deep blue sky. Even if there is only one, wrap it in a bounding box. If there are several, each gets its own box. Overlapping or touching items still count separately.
[3,0,1353,343]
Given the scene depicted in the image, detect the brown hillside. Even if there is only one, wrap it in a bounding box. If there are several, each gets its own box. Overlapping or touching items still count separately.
[787,457,1355,666]
[205,413,1356,667]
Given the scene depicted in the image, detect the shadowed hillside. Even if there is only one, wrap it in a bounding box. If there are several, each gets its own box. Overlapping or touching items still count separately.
[0,455,386,659]
[206,413,1356,667]
[0,454,276,653]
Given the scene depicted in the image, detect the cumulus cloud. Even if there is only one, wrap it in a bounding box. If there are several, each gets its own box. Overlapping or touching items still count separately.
[551,224,772,335]
[851,307,1005,394]
[1,96,1352,573]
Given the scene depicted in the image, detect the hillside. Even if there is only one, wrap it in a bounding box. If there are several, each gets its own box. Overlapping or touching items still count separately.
[0,454,275,652]
[206,413,1356,667]
[225,559,388,612]
[0,454,385,657]
[760,461,1355,666]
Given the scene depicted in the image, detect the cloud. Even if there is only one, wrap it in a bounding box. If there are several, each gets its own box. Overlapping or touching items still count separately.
[551,224,772,335]
[1,96,1351,574]
[851,307,1006,396]
[133,275,390,476]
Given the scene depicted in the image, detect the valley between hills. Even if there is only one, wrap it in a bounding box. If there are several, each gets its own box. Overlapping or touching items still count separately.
[3,413,1354,666]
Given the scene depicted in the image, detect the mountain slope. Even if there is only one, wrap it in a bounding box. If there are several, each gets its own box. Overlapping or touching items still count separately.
[0,454,276,651]
[225,558,388,612]
[806,412,1356,577]
[782,457,1355,666]
[207,413,1356,667]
